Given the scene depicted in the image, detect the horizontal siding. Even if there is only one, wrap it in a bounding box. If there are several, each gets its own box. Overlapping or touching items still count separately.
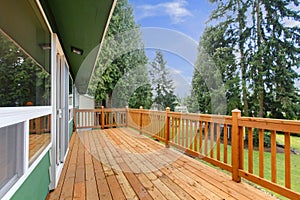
[11,152,50,200]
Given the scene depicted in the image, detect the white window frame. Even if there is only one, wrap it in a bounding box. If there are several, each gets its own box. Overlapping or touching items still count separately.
[0,107,52,200]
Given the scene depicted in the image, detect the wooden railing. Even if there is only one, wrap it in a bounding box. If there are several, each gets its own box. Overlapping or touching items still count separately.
[235,110,300,199]
[74,107,126,129]
[29,115,51,134]
[74,107,300,199]
[128,107,167,142]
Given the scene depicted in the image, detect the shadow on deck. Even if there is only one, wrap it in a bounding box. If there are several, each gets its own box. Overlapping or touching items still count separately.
[47,128,276,200]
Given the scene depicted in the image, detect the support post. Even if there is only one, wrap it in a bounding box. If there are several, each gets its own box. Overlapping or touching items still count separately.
[73,108,77,131]
[165,107,170,148]
[232,109,241,182]
[101,106,105,129]
[125,106,129,127]
[139,106,143,135]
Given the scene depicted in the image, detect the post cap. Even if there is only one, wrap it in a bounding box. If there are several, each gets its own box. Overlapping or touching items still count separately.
[232,109,241,113]
[139,106,143,109]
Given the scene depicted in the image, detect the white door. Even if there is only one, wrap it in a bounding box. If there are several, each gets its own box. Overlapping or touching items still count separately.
[56,54,69,167]
[50,35,70,189]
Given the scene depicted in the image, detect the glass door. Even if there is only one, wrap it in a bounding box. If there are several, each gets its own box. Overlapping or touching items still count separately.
[56,53,69,167]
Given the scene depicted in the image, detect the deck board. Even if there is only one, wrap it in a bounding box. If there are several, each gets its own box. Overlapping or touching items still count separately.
[47,128,277,200]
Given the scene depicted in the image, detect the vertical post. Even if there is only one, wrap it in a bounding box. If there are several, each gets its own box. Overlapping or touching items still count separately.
[101,106,105,129]
[139,106,143,135]
[125,106,129,127]
[285,132,291,188]
[232,109,241,182]
[165,107,170,148]
[36,117,41,134]
[73,108,77,131]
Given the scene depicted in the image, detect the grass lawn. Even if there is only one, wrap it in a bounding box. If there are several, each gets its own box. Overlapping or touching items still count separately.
[211,142,300,199]
[276,134,300,152]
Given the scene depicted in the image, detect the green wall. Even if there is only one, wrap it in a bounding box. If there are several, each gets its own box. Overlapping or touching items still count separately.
[11,152,50,200]
[69,119,74,141]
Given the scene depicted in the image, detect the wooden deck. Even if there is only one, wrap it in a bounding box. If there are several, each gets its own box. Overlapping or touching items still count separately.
[47,128,277,200]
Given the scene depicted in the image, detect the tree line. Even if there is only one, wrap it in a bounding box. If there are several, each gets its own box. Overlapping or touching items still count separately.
[189,0,300,119]
[90,0,300,119]
[88,0,177,111]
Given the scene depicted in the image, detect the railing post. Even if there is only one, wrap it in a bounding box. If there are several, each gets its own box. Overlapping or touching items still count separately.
[101,106,105,129]
[125,106,129,128]
[165,107,170,148]
[73,108,77,131]
[139,106,143,135]
[232,109,241,182]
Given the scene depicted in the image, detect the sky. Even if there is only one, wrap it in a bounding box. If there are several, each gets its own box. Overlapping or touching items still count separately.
[128,0,215,97]
[128,1,300,97]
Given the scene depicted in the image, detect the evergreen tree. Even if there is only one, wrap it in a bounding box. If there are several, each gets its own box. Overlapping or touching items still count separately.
[110,64,153,108]
[149,50,177,111]
[88,0,151,108]
[128,84,153,109]
[209,0,300,119]
[191,26,240,115]
[209,0,251,116]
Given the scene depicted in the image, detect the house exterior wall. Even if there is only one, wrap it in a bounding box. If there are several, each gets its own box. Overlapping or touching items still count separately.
[10,152,51,200]
[79,95,95,109]
[69,119,74,140]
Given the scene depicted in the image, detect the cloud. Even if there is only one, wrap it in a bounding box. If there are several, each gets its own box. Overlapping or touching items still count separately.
[137,0,193,24]
[170,69,182,74]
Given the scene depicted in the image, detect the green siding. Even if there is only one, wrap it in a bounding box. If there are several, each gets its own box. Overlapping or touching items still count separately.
[69,119,74,141]
[11,152,50,200]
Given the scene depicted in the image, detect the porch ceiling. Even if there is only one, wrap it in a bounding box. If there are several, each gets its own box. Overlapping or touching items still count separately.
[40,0,116,94]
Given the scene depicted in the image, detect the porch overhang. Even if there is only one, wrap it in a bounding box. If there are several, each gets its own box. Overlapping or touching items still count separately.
[40,0,116,94]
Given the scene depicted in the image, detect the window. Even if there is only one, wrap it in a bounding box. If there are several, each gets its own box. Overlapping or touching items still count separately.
[0,30,51,107]
[0,123,24,198]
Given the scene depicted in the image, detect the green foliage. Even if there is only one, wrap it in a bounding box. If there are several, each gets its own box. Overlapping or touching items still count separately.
[149,50,178,111]
[207,0,300,119]
[88,0,151,108]
[129,84,153,109]
[191,25,240,115]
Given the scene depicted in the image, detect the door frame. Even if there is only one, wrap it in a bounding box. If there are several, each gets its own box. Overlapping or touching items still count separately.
[49,34,69,189]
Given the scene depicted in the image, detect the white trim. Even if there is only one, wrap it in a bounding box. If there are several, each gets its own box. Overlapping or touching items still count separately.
[49,33,58,190]
[1,144,51,200]
[54,164,63,186]
[35,0,53,33]
[23,120,29,172]
[0,106,51,128]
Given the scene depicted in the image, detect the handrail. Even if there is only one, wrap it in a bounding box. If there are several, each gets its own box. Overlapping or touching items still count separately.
[74,107,126,129]
[74,107,300,199]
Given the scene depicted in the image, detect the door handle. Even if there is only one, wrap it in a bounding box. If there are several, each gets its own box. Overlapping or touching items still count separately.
[57,109,62,118]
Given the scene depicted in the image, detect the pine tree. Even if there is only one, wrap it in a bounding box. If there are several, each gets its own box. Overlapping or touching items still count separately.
[88,0,151,108]
[249,0,300,118]
[209,0,251,116]
[149,50,177,111]
[209,0,300,119]
[191,26,240,115]
[110,64,152,108]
